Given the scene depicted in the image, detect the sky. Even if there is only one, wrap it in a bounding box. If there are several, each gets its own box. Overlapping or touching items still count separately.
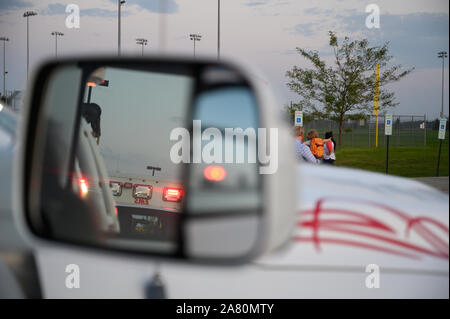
[0,0,448,120]
[94,67,193,179]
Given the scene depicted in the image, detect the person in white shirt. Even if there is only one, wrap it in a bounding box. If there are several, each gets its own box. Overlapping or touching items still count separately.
[323,131,336,165]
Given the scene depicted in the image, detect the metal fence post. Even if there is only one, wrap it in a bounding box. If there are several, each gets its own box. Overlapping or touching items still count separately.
[352,129,354,147]
[424,114,426,146]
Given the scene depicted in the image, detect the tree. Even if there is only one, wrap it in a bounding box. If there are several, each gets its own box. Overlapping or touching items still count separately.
[286,31,413,145]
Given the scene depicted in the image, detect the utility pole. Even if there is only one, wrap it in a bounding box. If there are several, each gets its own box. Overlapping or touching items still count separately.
[51,31,64,57]
[118,0,126,56]
[189,33,202,58]
[23,11,37,81]
[0,37,9,98]
[136,38,148,56]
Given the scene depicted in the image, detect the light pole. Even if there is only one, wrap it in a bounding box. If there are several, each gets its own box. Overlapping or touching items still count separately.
[23,10,37,81]
[189,33,202,58]
[436,51,448,177]
[0,37,9,98]
[51,31,64,57]
[118,0,126,56]
[438,51,447,118]
[136,38,148,56]
[217,0,220,60]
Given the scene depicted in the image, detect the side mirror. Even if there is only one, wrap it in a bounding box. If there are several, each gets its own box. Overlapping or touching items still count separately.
[14,56,296,264]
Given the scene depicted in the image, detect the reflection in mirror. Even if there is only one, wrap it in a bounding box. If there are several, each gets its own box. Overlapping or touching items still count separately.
[185,85,263,258]
[34,64,194,254]
[188,86,261,212]
[29,60,263,261]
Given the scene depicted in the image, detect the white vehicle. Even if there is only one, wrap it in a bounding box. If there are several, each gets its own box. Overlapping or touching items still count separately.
[0,104,27,252]
[73,118,120,234]
[4,56,449,299]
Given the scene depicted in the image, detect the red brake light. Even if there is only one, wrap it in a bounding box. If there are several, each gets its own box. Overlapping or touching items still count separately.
[78,178,89,198]
[163,187,183,202]
[123,182,133,189]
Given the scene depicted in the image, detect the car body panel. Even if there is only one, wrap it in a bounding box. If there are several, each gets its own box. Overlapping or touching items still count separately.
[0,106,28,252]
[9,57,448,298]
[33,164,449,298]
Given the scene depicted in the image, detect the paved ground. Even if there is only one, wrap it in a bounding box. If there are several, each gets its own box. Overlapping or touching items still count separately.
[413,176,449,193]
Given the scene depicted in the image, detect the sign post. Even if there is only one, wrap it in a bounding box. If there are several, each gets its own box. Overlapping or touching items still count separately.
[436,118,447,176]
[373,64,380,147]
[294,111,303,127]
[385,114,393,174]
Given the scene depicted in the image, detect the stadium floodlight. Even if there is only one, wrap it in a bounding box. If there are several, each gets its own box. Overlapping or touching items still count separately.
[23,10,38,80]
[438,51,447,118]
[0,37,9,97]
[118,0,126,56]
[136,38,148,56]
[51,31,64,57]
[189,33,202,57]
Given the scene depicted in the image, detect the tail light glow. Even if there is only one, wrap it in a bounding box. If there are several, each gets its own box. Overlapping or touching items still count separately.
[203,165,227,182]
[163,187,183,202]
[78,178,89,198]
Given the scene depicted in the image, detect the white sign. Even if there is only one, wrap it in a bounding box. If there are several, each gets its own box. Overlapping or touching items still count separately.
[294,111,303,127]
[385,114,393,136]
[438,118,447,140]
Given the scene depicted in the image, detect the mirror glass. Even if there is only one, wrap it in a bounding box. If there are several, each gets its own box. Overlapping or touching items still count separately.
[27,60,262,260]
[185,85,262,258]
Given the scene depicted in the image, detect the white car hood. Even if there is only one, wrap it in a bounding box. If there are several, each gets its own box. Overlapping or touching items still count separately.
[33,163,449,298]
[259,164,449,274]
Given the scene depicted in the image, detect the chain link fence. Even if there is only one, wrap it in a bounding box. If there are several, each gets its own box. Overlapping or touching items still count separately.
[302,115,447,148]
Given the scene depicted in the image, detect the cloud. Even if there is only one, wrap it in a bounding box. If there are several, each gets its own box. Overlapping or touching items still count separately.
[82,8,122,17]
[245,1,268,6]
[41,3,130,17]
[294,22,319,37]
[304,7,333,15]
[42,1,179,16]
[339,12,449,68]
[0,0,32,11]
[41,3,65,15]
[108,0,178,14]
[289,10,448,69]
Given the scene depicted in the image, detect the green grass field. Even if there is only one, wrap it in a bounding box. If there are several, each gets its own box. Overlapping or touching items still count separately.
[312,128,447,148]
[335,141,449,177]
